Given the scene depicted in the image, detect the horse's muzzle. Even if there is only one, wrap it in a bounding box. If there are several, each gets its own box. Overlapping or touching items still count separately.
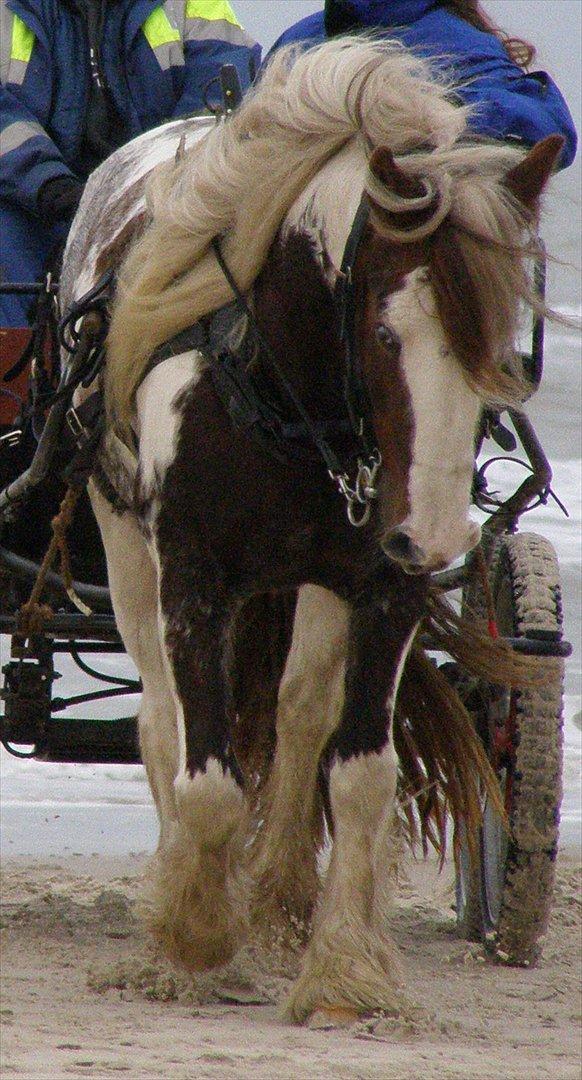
[382,530,435,574]
[382,522,481,574]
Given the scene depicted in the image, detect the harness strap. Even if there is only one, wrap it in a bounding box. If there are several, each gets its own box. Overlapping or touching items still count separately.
[210,225,383,526]
[3,273,60,394]
[59,268,114,355]
[135,321,210,394]
[334,196,377,457]
[211,237,348,477]
[0,278,111,520]
[131,215,383,528]
[210,345,353,465]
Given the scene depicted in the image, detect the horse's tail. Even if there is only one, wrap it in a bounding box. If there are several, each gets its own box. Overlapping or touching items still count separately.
[395,588,555,861]
[424,588,548,690]
[394,644,496,863]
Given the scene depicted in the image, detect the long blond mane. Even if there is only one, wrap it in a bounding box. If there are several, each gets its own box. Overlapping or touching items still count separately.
[106,37,469,429]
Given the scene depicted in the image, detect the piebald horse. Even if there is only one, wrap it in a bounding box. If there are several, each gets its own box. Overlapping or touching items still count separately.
[60,39,561,1022]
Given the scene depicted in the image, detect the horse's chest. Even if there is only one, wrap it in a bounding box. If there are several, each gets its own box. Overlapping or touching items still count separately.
[155,384,369,592]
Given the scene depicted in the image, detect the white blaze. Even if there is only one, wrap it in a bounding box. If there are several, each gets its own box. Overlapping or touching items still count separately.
[384,268,482,567]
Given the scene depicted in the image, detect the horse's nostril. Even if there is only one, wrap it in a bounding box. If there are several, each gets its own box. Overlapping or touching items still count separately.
[383,531,424,566]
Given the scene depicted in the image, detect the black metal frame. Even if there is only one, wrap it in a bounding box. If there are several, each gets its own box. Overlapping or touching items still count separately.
[1,628,141,763]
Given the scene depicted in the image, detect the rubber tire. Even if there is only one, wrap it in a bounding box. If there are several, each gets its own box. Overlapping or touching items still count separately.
[455,532,501,943]
[458,532,565,965]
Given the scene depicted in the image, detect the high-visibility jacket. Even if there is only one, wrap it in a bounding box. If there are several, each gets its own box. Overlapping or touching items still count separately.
[0,0,260,324]
[269,0,577,168]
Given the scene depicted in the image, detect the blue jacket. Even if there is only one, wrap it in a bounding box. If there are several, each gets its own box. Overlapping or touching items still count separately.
[0,0,260,324]
[269,0,577,169]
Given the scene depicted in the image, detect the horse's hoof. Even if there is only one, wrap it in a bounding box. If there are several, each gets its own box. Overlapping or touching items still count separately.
[152,922,242,973]
[307,1004,360,1029]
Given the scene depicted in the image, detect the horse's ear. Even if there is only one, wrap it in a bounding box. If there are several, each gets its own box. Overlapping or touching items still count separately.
[369,147,427,200]
[367,146,449,241]
[504,135,564,208]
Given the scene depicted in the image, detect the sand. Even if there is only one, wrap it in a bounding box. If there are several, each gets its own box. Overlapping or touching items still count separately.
[1,850,580,1080]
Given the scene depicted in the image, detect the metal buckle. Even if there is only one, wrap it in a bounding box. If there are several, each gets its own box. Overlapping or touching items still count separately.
[0,429,22,448]
[355,450,382,505]
[330,450,382,528]
[65,406,87,446]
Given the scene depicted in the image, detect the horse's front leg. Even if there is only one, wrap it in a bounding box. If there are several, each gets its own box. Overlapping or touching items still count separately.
[251,585,350,935]
[143,549,248,973]
[284,577,427,1023]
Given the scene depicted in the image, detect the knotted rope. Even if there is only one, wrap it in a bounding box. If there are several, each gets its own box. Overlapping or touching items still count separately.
[16,484,91,641]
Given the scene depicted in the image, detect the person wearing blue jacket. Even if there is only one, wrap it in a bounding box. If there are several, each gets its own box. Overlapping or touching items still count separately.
[270,0,577,169]
[0,0,261,325]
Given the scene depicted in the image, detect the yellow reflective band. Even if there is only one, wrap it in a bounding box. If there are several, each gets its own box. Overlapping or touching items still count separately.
[185,1,241,28]
[11,14,35,62]
[143,6,181,48]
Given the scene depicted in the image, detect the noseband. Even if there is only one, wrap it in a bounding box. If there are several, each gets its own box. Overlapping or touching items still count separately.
[211,196,382,527]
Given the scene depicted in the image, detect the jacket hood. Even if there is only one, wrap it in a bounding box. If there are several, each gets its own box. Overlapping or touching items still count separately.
[324,0,440,34]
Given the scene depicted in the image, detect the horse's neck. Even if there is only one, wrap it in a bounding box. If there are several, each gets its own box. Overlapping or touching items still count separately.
[253,230,346,419]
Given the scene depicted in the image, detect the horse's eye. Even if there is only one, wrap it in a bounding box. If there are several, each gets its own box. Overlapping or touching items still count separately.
[376,324,400,354]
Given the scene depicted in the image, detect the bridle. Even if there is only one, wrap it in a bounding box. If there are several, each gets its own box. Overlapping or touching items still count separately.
[211,195,382,527]
[333,196,382,525]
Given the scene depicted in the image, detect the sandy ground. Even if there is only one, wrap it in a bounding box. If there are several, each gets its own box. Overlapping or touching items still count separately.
[0,851,580,1080]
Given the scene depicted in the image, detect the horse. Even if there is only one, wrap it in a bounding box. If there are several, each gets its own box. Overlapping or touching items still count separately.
[59,38,561,1023]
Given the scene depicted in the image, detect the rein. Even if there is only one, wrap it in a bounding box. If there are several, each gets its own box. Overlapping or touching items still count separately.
[211,200,382,527]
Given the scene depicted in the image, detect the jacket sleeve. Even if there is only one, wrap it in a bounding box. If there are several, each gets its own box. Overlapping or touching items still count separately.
[174,0,261,114]
[267,6,577,170]
[0,7,79,216]
[410,11,578,170]
[0,85,79,213]
[458,71,577,169]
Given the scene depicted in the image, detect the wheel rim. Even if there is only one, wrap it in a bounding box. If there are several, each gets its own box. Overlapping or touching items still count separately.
[455,821,472,919]
[480,769,510,932]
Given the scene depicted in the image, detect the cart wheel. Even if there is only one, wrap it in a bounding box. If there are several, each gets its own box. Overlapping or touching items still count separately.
[457,532,565,964]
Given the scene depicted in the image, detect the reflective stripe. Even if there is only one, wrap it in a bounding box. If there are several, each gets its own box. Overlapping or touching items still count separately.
[0,4,12,83]
[185,1,241,26]
[0,119,45,156]
[152,39,184,72]
[11,13,35,61]
[184,17,255,48]
[6,58,28,84]
[164,0,186,33]
[142,5,184,70]
[1,13,35,86]
[142,6,180,48]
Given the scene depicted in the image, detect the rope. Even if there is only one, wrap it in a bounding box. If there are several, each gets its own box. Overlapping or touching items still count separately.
[16,484,89,640]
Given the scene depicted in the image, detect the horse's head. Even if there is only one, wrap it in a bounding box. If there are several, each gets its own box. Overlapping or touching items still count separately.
[350,136,562,573]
